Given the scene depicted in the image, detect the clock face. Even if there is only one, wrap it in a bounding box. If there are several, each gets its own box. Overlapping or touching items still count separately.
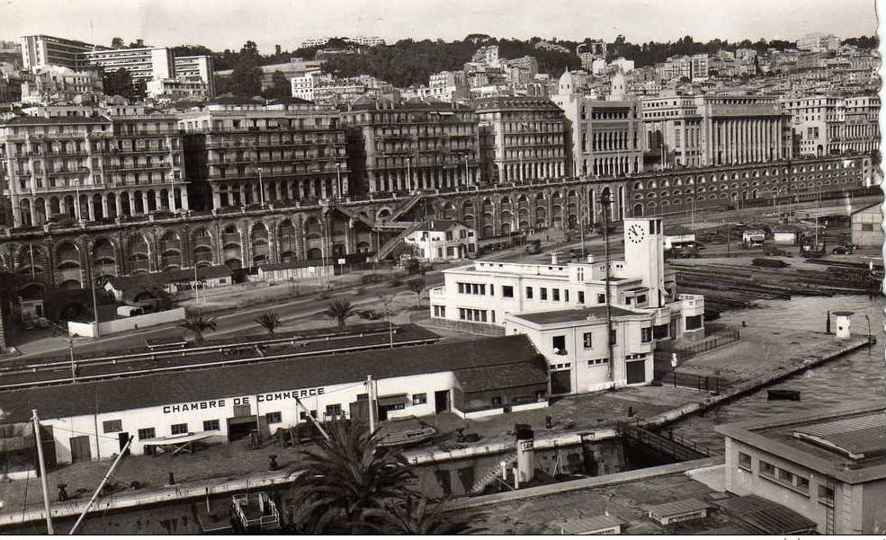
[627,224,646,245]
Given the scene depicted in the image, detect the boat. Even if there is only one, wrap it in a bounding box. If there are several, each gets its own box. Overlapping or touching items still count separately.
[767,389,801,401]
[377,425,438,448]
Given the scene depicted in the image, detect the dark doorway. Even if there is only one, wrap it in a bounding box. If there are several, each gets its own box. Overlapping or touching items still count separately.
[551,370,572,394]
[118,432,130,456]
[434,390,449,413]
[69,435,91,463]
[350,396,369,425]
[626,360,646,384]
[227,417,257,441]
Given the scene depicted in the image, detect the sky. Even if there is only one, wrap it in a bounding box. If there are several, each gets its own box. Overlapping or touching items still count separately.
[1,0,879,53]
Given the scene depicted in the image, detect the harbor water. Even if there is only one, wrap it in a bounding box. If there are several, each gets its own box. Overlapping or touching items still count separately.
[669,294,886,452]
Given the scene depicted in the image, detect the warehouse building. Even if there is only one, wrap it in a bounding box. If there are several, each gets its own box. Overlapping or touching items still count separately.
[0,335,548,465]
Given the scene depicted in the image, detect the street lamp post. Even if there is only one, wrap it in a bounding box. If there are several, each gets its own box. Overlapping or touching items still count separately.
[335,162,342,199]
[257,167,265,207]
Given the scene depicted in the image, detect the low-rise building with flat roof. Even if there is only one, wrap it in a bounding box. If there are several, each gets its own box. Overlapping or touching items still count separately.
[715,402,886,534]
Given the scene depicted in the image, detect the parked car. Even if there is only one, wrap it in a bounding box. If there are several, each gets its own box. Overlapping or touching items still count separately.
[831,245,855,255]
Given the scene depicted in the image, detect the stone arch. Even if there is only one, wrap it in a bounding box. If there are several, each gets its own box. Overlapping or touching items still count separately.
[127,233,151,274]
[92,236,118,279]
[221,224,243,269]
[251,222,270,266]
[632,203,644,217]
[191,227,214,267]
[159,230,182,271]
[278,219,298,262]
[56,240,83,288]
[303,216,323,261]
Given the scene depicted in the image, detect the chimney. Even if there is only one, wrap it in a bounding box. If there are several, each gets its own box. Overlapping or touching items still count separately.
[515,423,535,484]
[550,252,558,265]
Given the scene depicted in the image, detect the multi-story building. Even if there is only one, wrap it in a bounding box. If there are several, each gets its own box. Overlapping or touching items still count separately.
[716,403,886,534]
[216,58,325,92]
[609,57,635,73]
[173,55,215,97]
[341,97,480,194]
[782,95,880,157]
[0,109,187,229]
[19,66,103,104]
[471,45,501,68]
[404,220,477,261]
[178,98,348,212]
[290,72,333,101]
[475,96,567,183]
[534,40,571,54]
[553,89,644,177]
[300,37,330,49]
[429,217,705,393]
[19,35,96,72]
[349,35,386,47]
[82,46,174,83]
[796,32,842,53]
[146,78,210,101]
[428,70,468,103]
[735,48,757,61]
[641,95,792,168]
[690,54,709,80]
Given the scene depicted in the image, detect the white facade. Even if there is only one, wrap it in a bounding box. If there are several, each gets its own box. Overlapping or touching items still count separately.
[83,47,175,83]
[45,372,456,463]
[173,55,215,97]
[290,72,332,101]
[505,306,656,394]
[429,217,705,342]
[404,221,478,261]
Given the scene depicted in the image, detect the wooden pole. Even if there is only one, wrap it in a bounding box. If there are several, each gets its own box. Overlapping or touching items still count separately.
[69,435,133,535]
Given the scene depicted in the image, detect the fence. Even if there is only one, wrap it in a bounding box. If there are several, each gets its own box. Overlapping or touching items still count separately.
[653,369,731,393]
[420,317,505,337]
[656,325,740,362]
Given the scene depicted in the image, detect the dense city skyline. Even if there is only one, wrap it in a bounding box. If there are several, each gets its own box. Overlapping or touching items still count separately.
[2,0,879,53]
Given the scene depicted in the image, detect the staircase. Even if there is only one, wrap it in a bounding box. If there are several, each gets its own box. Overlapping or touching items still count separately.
[389,192,424,222]
[470,452,517,495]
[374,221,425,262]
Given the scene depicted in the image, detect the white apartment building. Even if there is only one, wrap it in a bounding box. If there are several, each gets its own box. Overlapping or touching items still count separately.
[796,33,842,53]
[404,220,477,261]
[19,65,103,104]
[173,55,215,97]
[430,216,704,336]
[146,78,209,100]
[781,95,880,157]
[83,47,175,83]
[429,70,468,102]
[610,57,635,73]
[19,34,96,72]
[290,72,333,101]
[472,45,501,68]
[505,305,656,394]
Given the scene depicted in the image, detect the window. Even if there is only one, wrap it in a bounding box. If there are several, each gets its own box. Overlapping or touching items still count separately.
[577,267,584,281]
[137,428,156,441]
[325,404,342,418]
[862,223,874,231]
[738,452,752,471]
[526,286,534,299]
[265,412,282,424]
[818,485,834,506]
[203,419,220,431]
[588,358,608,366]
[540,287,548,300]
[578,291,585,304]
[597,293,606,304]
[641,327,652,343]
[685,315,703,330]
[778,469,794,484]
[552,335,567,355]
[760,460,776,478]
[636,294,647,304]
[610,329,617,345]
[552,289,560,302]
[412,393,427,405]
[300,410,318,421]
[171,423,188,435]
[564,290,569,302]
[583,332,593,349]
[502,285,514,298]
[102,420,122,433]
[796,476,810,493]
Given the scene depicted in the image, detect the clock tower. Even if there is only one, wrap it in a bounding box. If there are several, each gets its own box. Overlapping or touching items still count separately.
[623,217,665,308]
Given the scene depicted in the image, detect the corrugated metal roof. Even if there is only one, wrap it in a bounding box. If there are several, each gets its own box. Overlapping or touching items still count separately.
[645,498,710,517]
[557,514,622,534]
[794,412,886,458]
[715,495,817,534]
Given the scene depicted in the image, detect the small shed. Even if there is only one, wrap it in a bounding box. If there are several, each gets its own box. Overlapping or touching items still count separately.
[645,498,711,525]
[556,514,623,534]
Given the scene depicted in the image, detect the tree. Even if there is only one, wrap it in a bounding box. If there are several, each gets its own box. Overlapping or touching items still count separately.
[406,278,426,307]
[255,311,281,335]
[263,70,291,100]
[228,56,262,97]
[111,37,125,49]
[403,258,421,275]
[323,300,356,328]
[287,421,418,533]
[179,314,217,345]
[363,497,486,534]
[102,68,134,98]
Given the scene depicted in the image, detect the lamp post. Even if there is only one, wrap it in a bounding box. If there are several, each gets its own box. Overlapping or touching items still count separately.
[407,157,413,192]
[335,162,342,200]
[464,154,470,186]
[257,167,264,207]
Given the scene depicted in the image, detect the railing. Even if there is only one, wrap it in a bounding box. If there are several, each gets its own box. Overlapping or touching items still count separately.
[653,368,730,393]
[618,422,714,458]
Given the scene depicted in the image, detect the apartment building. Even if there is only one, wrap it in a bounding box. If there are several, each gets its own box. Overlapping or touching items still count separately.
[19,35,96,72]
[552,92,644,177]
[341,98,480,194]
[178,98,348,211]
[475,96,567,183]
[472,45,501,68]
[172,55,215,97]
[82,47,175,83]
[19,65,103,104]
[781,95,880,157]
[428,70,468,103]
[429,217,705,393]
[641,95,792,168]
[0,110,187,228]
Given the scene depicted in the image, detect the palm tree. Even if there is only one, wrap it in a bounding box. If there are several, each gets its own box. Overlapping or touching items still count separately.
[255,311,281,335]
[179,314,217,345]
[363,497,487,534]
[323,300,356,329]
[288,421,418,533]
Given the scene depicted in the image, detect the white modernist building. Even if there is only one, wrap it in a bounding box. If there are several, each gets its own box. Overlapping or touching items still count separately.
[430,217,705,392]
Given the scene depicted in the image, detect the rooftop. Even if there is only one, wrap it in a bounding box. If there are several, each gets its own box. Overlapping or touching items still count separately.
[0,334,545,424]
[715,402,886,484]
[509,306,646,326]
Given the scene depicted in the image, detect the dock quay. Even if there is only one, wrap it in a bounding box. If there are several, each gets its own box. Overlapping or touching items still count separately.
[0,325,874,530]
